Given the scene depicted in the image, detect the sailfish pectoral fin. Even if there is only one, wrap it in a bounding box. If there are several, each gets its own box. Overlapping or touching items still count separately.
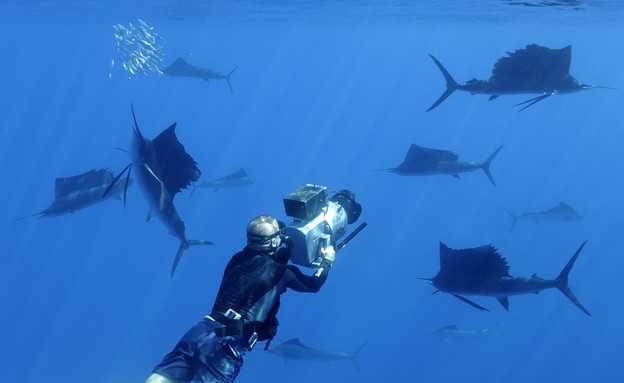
[143,163,163,184]
[515,94,551,111]
[497,297,509,311]
[104,163,132,209]
[451,294,489,311]
[122,164,132,209]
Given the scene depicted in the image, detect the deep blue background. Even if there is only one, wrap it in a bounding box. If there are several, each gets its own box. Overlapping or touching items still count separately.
[1,2,622,382]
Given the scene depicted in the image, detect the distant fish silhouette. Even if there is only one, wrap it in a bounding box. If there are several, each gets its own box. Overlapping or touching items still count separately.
[381,144,503,186]
[430,325,500,344]
[506,1,583,9]
[267,338,368,372]
[15,168,132,221]
[105,104,213,277]
[190,168,256,196]
[163,57,239,93]
[421,241,590,315]
[502,202,586,232]
[427,44,612,111]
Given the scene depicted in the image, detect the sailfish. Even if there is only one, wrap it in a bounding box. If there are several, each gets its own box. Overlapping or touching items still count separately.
[105,104,213,277]
[422,241,591,315]
[14,168,132,220]
[426,44,612,111]
[163,57,239,93]
[381,144,503,186]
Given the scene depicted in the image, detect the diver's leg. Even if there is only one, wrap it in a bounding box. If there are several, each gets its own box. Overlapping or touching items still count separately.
[145,372,175,383]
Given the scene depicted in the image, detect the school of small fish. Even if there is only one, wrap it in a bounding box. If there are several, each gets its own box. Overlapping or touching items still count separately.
[111,19,166,78]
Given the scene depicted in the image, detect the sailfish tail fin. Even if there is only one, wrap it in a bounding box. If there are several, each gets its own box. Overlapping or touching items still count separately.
[171,239,214,277]
[481,145,504,187]
[555,240,591,316]
[348,340,369,373]
[501,207,519,232]
[426,54,458,112]
[225,65,239,94]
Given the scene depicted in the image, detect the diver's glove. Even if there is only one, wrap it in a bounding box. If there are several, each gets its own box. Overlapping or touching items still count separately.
[320,245,336,264]
[313,245,335,277]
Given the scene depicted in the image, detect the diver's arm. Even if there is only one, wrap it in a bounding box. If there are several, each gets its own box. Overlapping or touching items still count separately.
[283,263,330,292]
[283,246,335,292]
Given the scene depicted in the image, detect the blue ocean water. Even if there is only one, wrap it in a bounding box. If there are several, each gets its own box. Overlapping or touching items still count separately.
[1,1,623,382]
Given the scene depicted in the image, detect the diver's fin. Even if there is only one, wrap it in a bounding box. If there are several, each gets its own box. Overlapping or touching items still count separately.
[426,54,458,112]
[170,238,214,277]
[481,145,504,187]
[452,294,489,311]
[555,241,591,316]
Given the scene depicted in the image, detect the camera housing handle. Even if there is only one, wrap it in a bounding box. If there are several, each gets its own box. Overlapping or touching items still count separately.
[310,234,331,267]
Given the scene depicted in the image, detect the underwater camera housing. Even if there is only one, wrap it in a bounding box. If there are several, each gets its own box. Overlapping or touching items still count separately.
[283,184,363,267]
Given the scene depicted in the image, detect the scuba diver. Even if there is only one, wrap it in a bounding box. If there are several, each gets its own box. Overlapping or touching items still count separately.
[144,214,336,383]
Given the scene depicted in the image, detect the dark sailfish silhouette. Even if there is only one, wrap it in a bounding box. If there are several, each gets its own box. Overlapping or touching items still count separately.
[190,168,256,196]
[427,44,612,111]
[105,104,213,277]
[163,57,238,93]
[14,168,132,220]
[502,201,586,232]
[422,241,591,315]
[381,144,503,186]
[267,338,369,372]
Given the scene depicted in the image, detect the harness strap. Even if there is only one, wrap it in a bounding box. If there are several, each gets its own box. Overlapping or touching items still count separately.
[212,312,262,338]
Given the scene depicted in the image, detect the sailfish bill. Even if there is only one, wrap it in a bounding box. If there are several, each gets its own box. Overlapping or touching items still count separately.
[106,104,213,276]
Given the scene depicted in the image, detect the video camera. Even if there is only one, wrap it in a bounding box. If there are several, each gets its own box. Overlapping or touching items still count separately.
[282,184,366,267]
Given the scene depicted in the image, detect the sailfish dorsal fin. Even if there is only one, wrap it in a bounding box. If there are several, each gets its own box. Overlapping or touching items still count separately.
[438,242,511,279]
[491,44,572,85]
[152,123,201,199]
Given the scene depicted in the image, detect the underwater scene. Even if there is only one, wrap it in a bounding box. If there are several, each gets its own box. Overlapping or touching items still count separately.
[1,1,623,382]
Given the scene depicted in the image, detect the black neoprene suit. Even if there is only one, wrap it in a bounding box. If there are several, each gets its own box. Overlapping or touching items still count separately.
[211,246,331,323]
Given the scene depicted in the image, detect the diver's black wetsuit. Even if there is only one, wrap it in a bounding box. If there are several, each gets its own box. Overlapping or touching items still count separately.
[152,246,332,383]
[212,246,330,323]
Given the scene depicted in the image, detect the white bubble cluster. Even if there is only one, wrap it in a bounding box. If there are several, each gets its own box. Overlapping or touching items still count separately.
[112,19,166,78]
